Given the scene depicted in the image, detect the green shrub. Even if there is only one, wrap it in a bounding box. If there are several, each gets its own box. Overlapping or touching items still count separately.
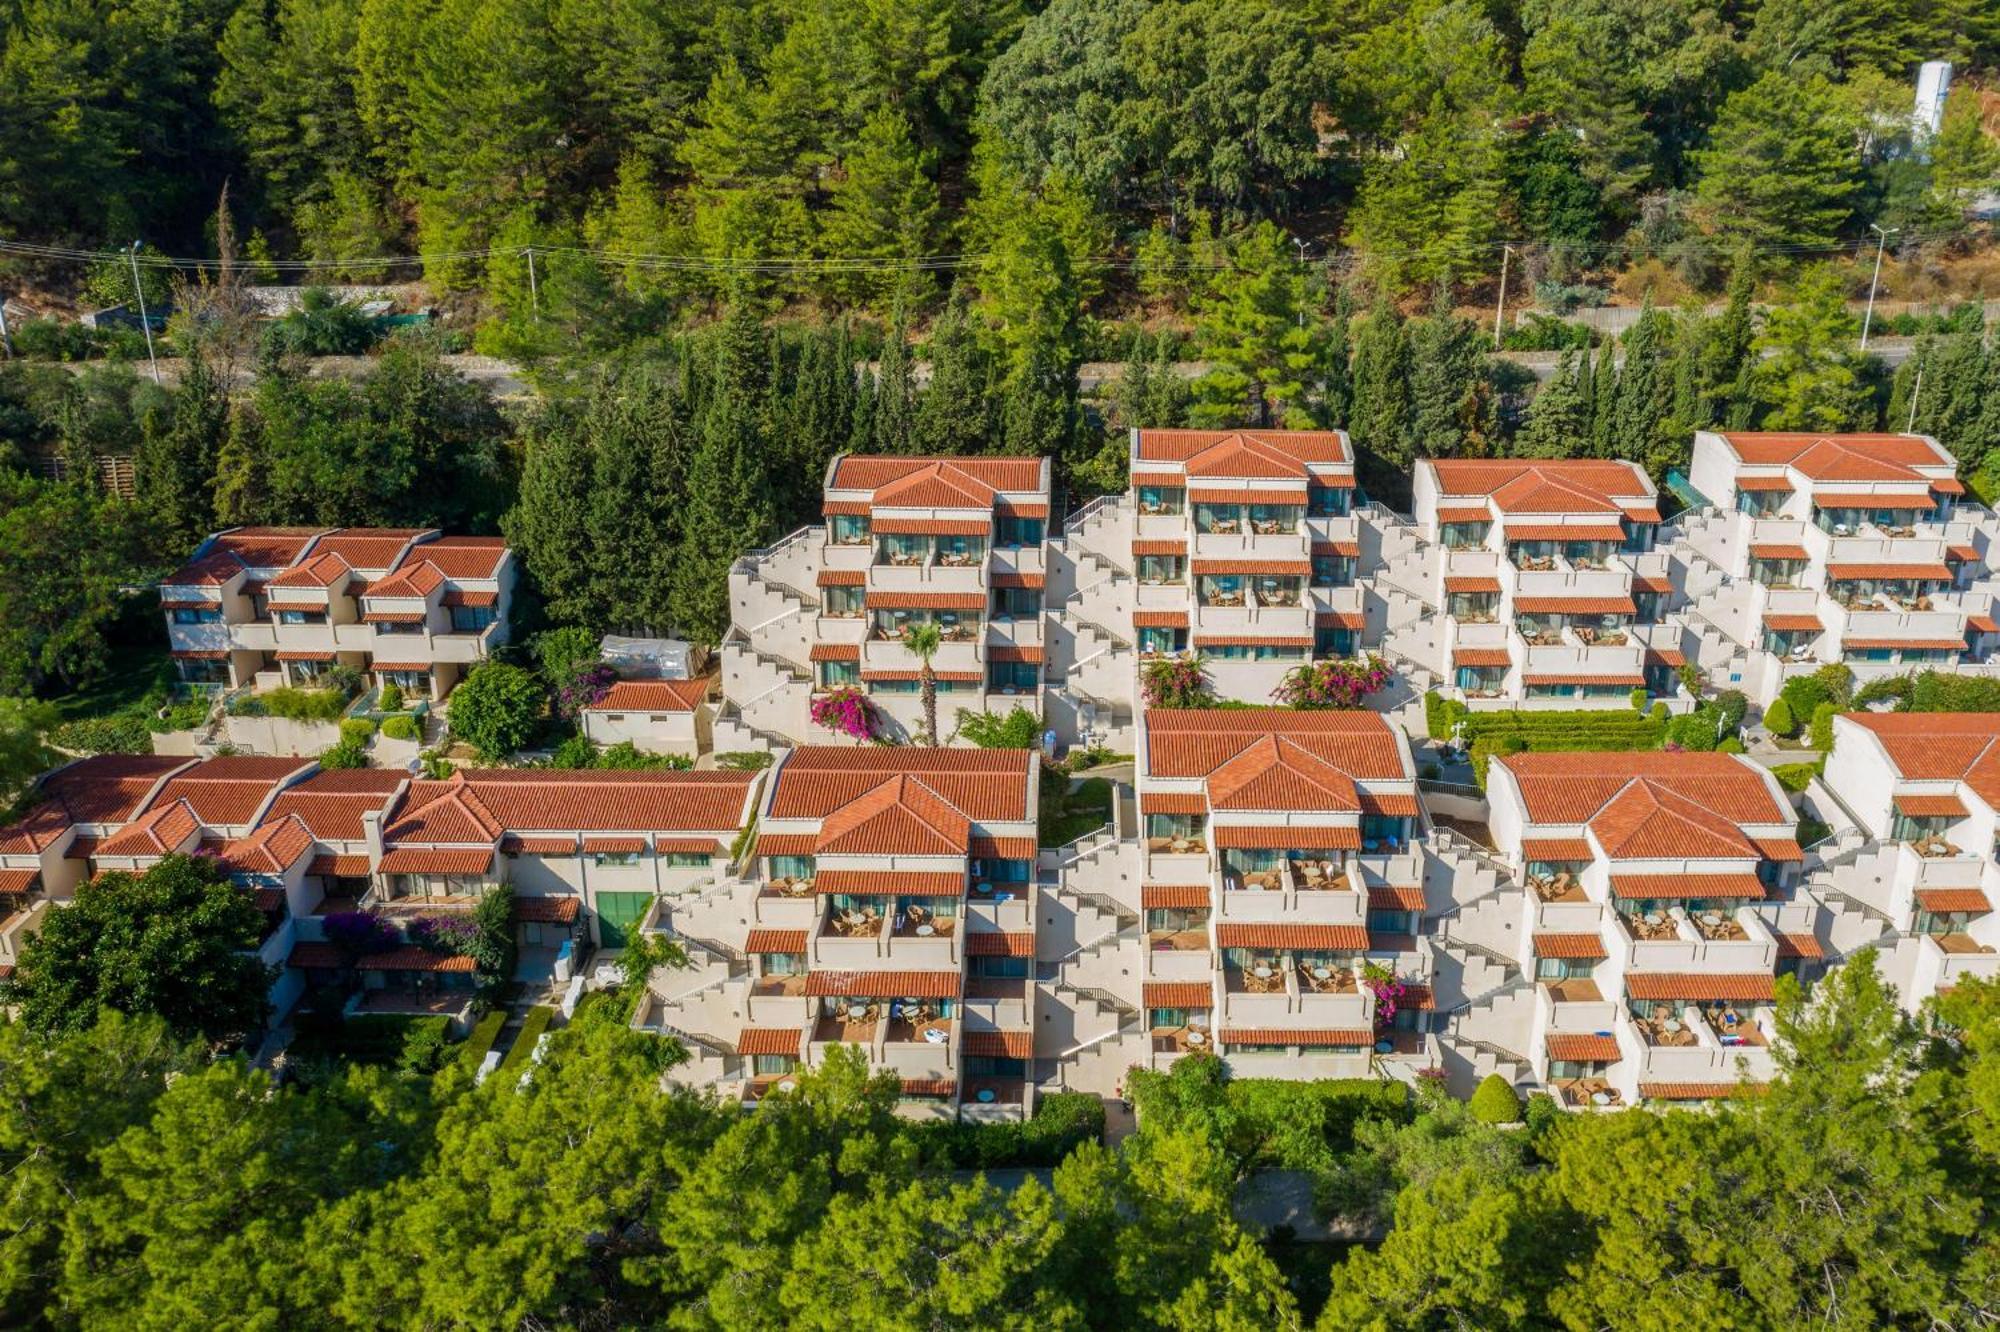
[1796,816,1833,847]
[398,1017,455,1074]
[147,698,211,734]
[51,714,151,754]
[1424,690,1468,740]
[1809,701,1836,751]
[549,734,598,768]
[1762,696,1796,735]
[339,717,376,743]
[460,1008,508,1069]
[1649,702,1668,723]
[498,1005,555,1077]
[318,739,369,770]
[909,1091,1106,1169]
[380,714,419,741]
[1629,686,1649,711]
[377,682,405,713]
[1771,761,1820,793]
[1128,1058,1411,1168]
[251,686,350,723]
[1711,690,1749,737]
[1469,1073,1522,1124]
[1717,736,1746,754]
[1461,707,1667,784]
[714,750,774,770]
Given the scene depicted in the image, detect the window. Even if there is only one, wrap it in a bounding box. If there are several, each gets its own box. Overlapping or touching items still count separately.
[764,951,806,976]
[1621,522,1655,554]
[1198,574,1244,606]
[1536,957,1592,981]
[971,954,1029,979]
[170,607,220,625]
[1737,490,1786,517]
[375,619,422,634]
[1138,627,1187,656]
[935,535,985,565]
[1361,815,1409,847]
[753,1054,798,1076]
[176,658,230,684]
[1440,521,1489,550]
[380,670,430,694]
[1311,555,1355,588]
[1367,908,1416,933]
[1308,484,1351,517]
[830,514,870,545]
[988,661,1039,692]
[823,585,864,617]
[1145,813,1204,844]
[1315,626,1356,657]
[592,851,639,867]
[1253,574,1302,607]
[1148,1007,1190,1028]
[991,586,1041,620]
[971,857,1032,884]
[1633,591,1663,624]
[871,678,920,694]
[1455,665,1506,694]
[277,609,325,625]
[1207,644,1305,661]
[1193,503,1243,534]
[818,660,859,689]
[1248,504,1301,533]
[661,852,710,869]
[1136,555,1184,584]
[1547,1059,1602,1080]
[877,533,928,565]
[451,605,496,632]
[1147,907,1208,934]
[1750,558,1801,589]
[769,855,815,881]
[1448,592,1498,622]
[1137,486,1185,516]
[994,515,1043,547]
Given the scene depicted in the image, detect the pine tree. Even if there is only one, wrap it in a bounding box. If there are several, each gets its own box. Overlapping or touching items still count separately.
[1752,265,1869,432]
[1189,221,1324,428]
[211,406,270,527]
[1407,287,1484,458]
[134,345,228,551]
[1001,339,1074,458]
[674,303,775,643]
[1692,72,1861,251]
[1518,351,1590,458]
[1703,261,1758,425]
[1349,299,1413,474]
[872,294,917,453]
[1891,313,1986,449]
[818,106,941,309]
[504,398,597,630]
[915,287,995,454]
[782,324,856,526]
[1612,295,1670,470]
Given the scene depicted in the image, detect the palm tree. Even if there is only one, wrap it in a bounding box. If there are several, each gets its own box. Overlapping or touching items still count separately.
[903,621,943,746]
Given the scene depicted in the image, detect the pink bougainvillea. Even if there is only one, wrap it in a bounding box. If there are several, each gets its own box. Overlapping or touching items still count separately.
[1363,962,1407,1031]
[1140,654,1213,709]
[808,686,875,741]
[1272,655,1393,710]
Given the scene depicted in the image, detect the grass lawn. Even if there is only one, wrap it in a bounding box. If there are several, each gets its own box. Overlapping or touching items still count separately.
[1039,775,1113,848]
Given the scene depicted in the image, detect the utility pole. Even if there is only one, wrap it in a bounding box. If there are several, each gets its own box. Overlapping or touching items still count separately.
[525,247,541,320]
[1906,366,1924,432]
[128,240,160,385]
[1291,236,1309,329]
[1492,245,1513,349]
[1860,224,1897,351]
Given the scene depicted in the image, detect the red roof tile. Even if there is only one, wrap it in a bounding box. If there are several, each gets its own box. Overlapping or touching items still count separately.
[268,550,354,589]
[745,929,808,953]
[581,836,647,855]
[1144,981,1213,1008]
[1514,595,1636,615]
[990,571,1045,590]
[309,853,370,877]
[1764,613,1824,632]
[1523,672,1646,686]
[768,747,1031,824]
[1523,837,1593,861]
[900,1079,957,1097]
[1749,543,1810,561]
[963,1030,1034,1058]
[218,814,315,875]
[1775,933,1823,959]
[503,835,575,855]
[1437,506,1493,523]
[1534,932,1607,959]
[967,835,1035,860]
[865,590,986,610]
[1223,1028,1373,1047]
[869,518,990,536]
[1504,524,1628,542]
[513,895,581,924]
[97,798,202,857]
[1736,475,1793,491]
[809,643,860,661]
[1453,648,1513,667]
[1826,563,1952,581]
[1625,973,1776,1001]
[441,589,497,607]
[1366,884,1425,911]
[1717,432,1951,478]
[1639,1081,1759,1100]
[813,869,963,896]
[584,679,709,712]
[965,931,1034,957]
[1896,792,1968,817]
[655,836,722,855]
[1133,611,1189,628]
[1497,752,1790,827]
[828,455,1046,495]
[1914,888,1990,913]
[1141,792,1207,815]
[377,847,493,874]
[1444,576,1501,593]
[755,833,819,857]
[1610,873,1765,899]
[289,942,475,973]
[1187,488,1309,506]
[1212,824,1360,850]
[737,1027,803,1056]
[1135,429,1351,466]
[146,757,310,828]
[1146,708,1406,785]
[803,971,960,998]
[1216,923,1369,950]
[1190,559,1311,577]
[397,535,508,580]
[1143,884,1212,908]
[1591,779,1762,860]
[1131,540,1187,556]
[1195,634,1313,649]
[1546,1033,1620,1062]
[987,645,1044,664]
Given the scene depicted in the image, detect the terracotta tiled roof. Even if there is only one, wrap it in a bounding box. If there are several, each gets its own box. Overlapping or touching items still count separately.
[364,560,446,600]
[1444,576,1501,593]
[1453,648,1513,667]
[1609,873,1765,899]
[1775,933,1823,959]
[1546,1033,1620,1062]
[1625,973,1776,1001]
[869,458,1001,507]
[1895,792,1968,817]
[1190,559,1311,577]
[1843,714,2000,808]
[1183,434,1312,479]
[1366,884,1426,911]
[655,836,722,855]
[1639,1081,1759,1100]
[391,769,757,838]
[736,1027,803,1056]
[581,836,647,854]
[1223,1028,1373,1047]
[968,834,1035,860]
[1311,539,1361,557]
[396,535,508,580]
[1522,836,1593,861]
[817,569,866,587]
[869,517,990,536]
[809,643,860,661]
[993,498,1047,518]
[1969,615,2000,634]
[377,847,493,874]
[827,455,1046,494]
[1141,792,1206,814]
[755,833,818,857]
[1534,932,1607,959]
[822,499,871,515]
[814,869,963,896]
[745,929,808,953]
[1187,487,1308,506]
[441,589,497,608]
[169,649,229,660]
[1764,613,1823,632]
[1643,647,1686,667]
[900,1079,957,1097]
[1144,981,1213,1008]
[1816,492,1937,510]
[1436,506,1493,523]
[1736,475,1793,491]
[864,590,986,610]
[1914,888,1990,913]
[1497,752,1790,827]
[583,679,709,712]
[1717,431,1951,478]
[1133,611,1190,628]
[0,756,190,852]
[1134,428,1351,466]
[1591,779,1762,860]
[965,931,1034,957]
[503,835,574,855]
[1142,884,1211,908]
[1213,824,1360,850]
[803,971,960,998]
[268,550,354,588]
[1359,791,1419,817]
[0,867,41,893]
[309,853,370,877]
[1749,543,1810,561]
[288,943,476,973]
[1504,524,1628,542]
[1521,672,1644,686]
[1631,574,1672,594]
[1843,637,1966,651]
[989,571,1045,590]
[362,610,426,624]
[1752,835,1803,861]
[97,798,202,857]
[1622,506,1662,523]
[987,645,1043,664]
[812,775,972,855]
[1216,923,1369,950]
[218,814,315,875]
[1195,634,1312,650]
[1932,477,1967,495]
[963,1030,1034,1058]
[1826,563,1952,581]
[768,747,1031,823]
[1132,540,1187,556]
[147,756,310,828]
[1430,459,1650,512]
[1513,595,1636,615]
[513,895,581,924]
[1146,708,1406,784]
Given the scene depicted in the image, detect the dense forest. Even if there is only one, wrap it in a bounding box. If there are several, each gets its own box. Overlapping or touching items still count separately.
[2,938,1997,1330]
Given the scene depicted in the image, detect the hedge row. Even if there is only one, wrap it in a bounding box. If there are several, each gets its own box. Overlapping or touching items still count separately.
[498,1006,556,1077]
[460,1009,508,1070]
[909,1091,1107,1169]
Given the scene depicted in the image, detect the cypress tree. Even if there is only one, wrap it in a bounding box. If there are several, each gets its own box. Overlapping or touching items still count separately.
[1590,335,1619,457]
[1518,350,1590,459]
[1407,287,1483,459]
[1321,288,1354,427]
[849,360,877,452]
[134,344,229,551]
[1143,332,1191,428]
[673,302,775,643]
[1612,295,1669,468]
[915,286,995,454]
[1349,298,1412,474]
[873,294,917,454]
[211,406,270,528]
[504,398,596,630]
[1000,338,1074,458]
[1703,260,1757,424]
[782,324,855,525]
[585,370,684,635]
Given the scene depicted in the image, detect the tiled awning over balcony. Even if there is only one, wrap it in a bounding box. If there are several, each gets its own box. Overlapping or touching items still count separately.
[804,971,960,998]
[963,1030,1034,1058]
[1625,973,1776,1001]
[1212,825,1360,850]
[376,847,494,875]
[809,643,860,661]
[655,836,724,855]
[817,569,866,587]
[1141,791,1207,815]
[1216,923,1369,950]
[1815,494,1937,511]
[1223,1028,1372,1047]
[1640,1081,1756,1100]
[746,929,809,953]
[862,669,984,683]
[1932,477,1967,495]
[968,834,1035,859]
[1190,559,1312,577]
[990,571,1044,590]
[581,837,646,855]
[1522,672,1644,686]
[900,1078,958,1097]
[754,833,818,857]
[1763,613,1823,632]
[1357,791,1419,817]
[1188,488,1307,505]
[1315,610,1364,629]
[737,1027,804,1056]
[1534,932,1607,959]
[1523,836,1593,861]
[1437,506,1493,523]
[1895,792,1968,818]
[1914,888,1991,913]
[1504,524,1627,543]
[1311,540,1360,557]
[1133,611,1191,630]
[1453,648,1512,667]
[289,943,476,973]
[1610,873,1764,900]
[1845,638,1966,651]
[987,645,1044,664]
[1444,576,1501,593]
[1513,595,1637,615]
[1365,884,1426,911]
[1751,836,1803,861]
[1749,544,1810,561]
[503,835,576,854]
[965,931,1034,957]
[1131,540,1187,556]
[275,651,335,662]
[1643,647,1686,667]
[813,870,963,896]
[1826,562,1953,581]
[309,853,370,877]
[865,591,986,610]
[1143,884,1212,908]
[513,895,581,924]
[870,517,989,536]
[1546,1033,1620,1062]
[1196,635,1313,649]
[1775,933,1823,959]
[1144,981,1214,1008]
[1736,475,1792,492]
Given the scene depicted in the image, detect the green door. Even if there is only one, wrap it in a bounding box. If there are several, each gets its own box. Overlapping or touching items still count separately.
[594,892,655,949]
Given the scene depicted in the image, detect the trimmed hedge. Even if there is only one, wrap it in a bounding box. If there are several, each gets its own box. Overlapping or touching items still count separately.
[381,714,420,740]
[460,1008,507,1069]
[498,1005,556,1077]
[1423,690,1468,740]
[1470,1073,1522,1124]
[1461,708,1667,785]
[1770,761,1821,794]
[909,1091,1106,1169]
